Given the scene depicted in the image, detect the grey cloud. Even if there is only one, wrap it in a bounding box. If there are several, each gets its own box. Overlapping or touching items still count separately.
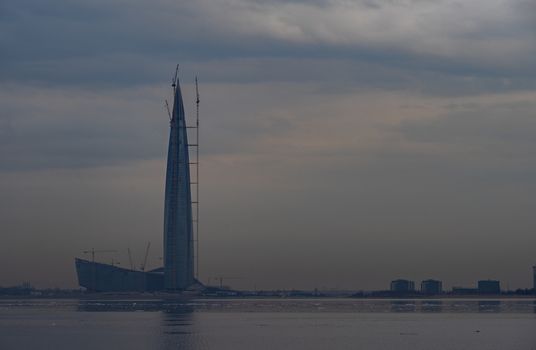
[1,0,534,91]
[0,85,168,171]
[399,100,536,155]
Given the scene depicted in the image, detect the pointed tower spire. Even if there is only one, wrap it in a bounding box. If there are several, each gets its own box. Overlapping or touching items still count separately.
[163,70,195,290]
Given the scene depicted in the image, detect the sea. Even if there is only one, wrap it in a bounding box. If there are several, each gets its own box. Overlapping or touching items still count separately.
[1,298,535,349]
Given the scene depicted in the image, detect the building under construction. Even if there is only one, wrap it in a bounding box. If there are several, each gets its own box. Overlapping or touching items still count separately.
[75,67,201,292]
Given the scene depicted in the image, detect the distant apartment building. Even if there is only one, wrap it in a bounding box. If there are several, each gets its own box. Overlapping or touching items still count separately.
[390,279,415,293]
[420,279,442,295]
[478,280,501,294]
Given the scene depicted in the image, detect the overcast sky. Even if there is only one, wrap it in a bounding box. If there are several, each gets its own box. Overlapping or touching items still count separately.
[1,0,536,290]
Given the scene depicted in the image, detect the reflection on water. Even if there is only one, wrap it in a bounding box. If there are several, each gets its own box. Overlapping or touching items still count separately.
[390,300,416,312]
[77,300,168,312]
[1,298,534,314]
[161,307,211,350]
[77,300,196,313]
[421,300,443,313]
[162,307,194,333]
[478,300,501,313]
[0,298,535,350]
[77,300,209,349]
[389,300,444,313]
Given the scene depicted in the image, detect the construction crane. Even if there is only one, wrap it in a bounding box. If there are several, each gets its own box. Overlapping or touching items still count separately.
[82,248,117,263]
[127,248,135,270]
[140,242,151,271]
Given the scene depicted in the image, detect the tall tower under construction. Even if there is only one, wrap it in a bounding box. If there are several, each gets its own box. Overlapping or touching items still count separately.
[75,69,199,292]
[163,74,195,290]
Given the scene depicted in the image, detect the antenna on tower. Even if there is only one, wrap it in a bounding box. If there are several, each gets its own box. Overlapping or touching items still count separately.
[172,64,179,90]
[195,76,200,106]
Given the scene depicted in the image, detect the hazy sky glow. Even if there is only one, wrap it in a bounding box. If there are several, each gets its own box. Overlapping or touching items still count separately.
[1,0,536,290]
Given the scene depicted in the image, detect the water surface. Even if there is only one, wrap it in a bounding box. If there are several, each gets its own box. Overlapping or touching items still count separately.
[1,298,535,349]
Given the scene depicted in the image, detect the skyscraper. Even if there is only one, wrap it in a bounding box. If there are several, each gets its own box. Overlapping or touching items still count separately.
[163,75,195,290]
[75,71,199,293]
